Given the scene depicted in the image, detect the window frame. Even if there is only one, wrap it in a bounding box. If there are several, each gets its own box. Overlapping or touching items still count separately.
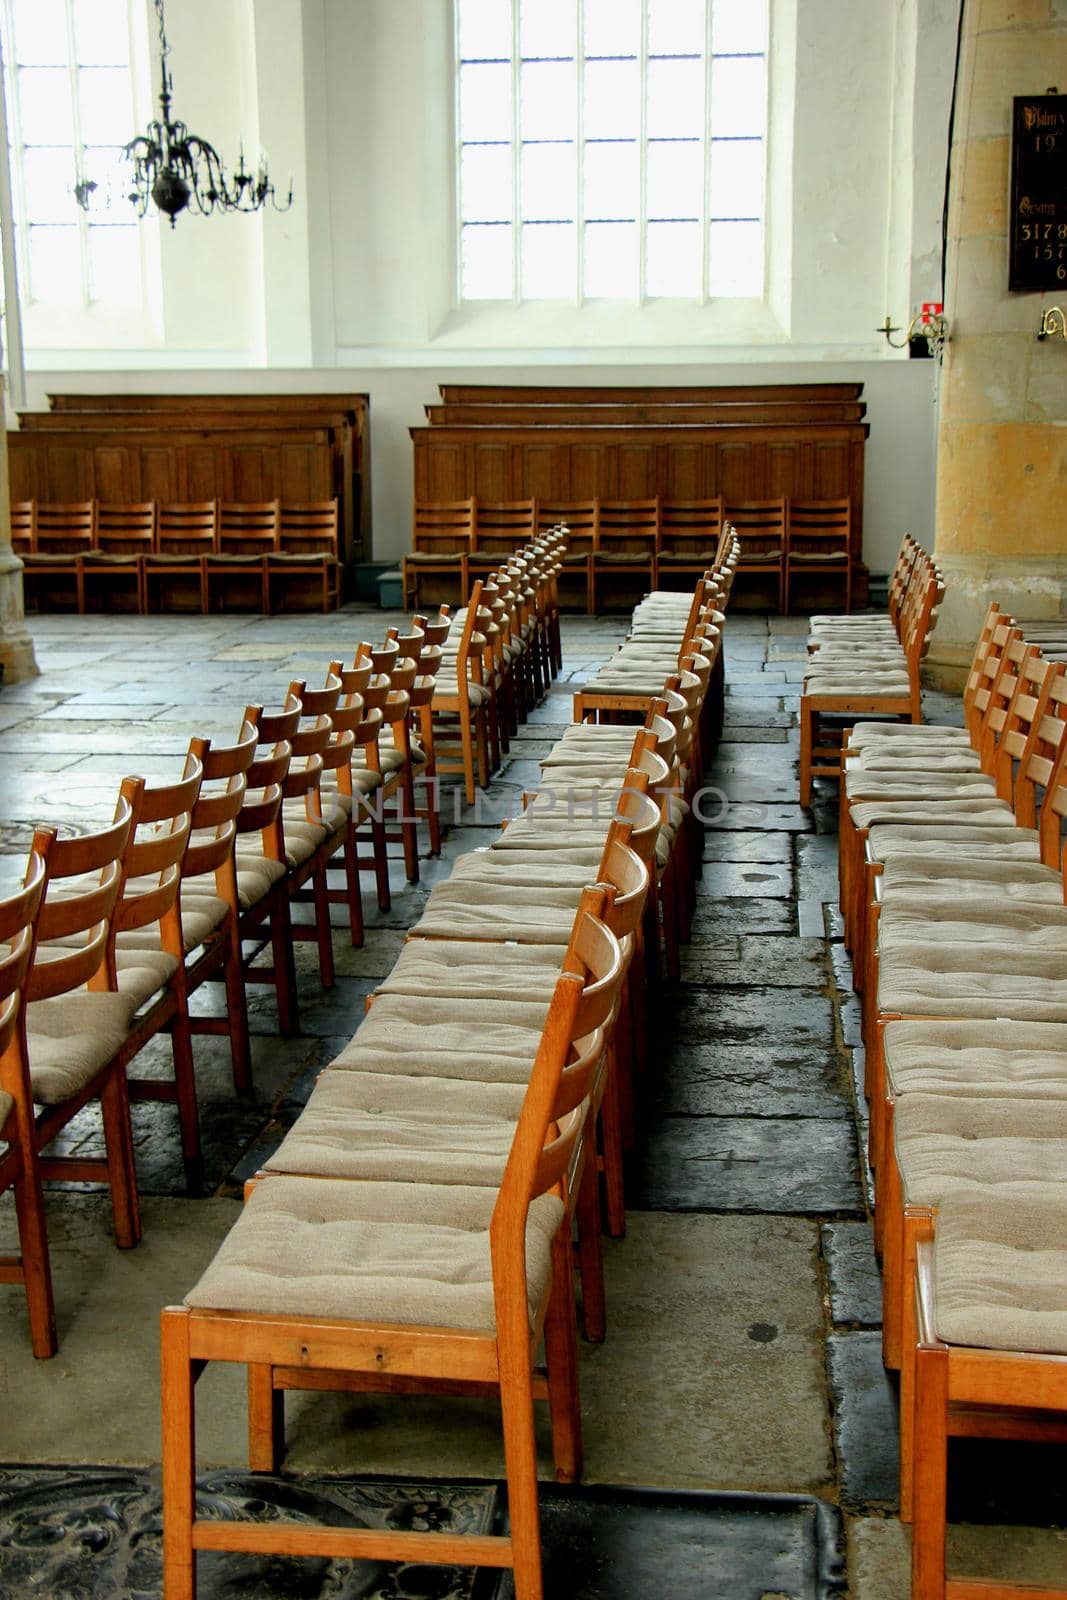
[453,0,769,308]
[1,0,147,315]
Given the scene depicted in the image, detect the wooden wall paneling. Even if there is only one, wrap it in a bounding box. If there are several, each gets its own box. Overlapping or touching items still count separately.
[569,441,618,498]
[617,443,658,497]
[426,401,867,426]
[468,440,512,501]
[517,442,564,500]
[766,441,806,498]
[663,442,706,498]
[716,442,755,500]
[139,447,181,504]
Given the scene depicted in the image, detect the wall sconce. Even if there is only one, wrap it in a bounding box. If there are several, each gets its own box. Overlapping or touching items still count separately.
[1037,306,1067,341]
[878,303,949,360]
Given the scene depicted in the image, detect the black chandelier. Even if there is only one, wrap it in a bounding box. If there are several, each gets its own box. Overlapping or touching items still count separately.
[75,0,293,226]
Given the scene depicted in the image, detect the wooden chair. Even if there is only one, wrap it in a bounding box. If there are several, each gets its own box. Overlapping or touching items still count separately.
[911,1193,1067,1600]
[724,496,787,611]
[145,503,219,613]
[0,851,53,1356]
[283,672,359,977]
[81,502,157,614]
[538,501,598,614]
[161,887,621,1600]
[264,501,342,613]
[590,500,659,613]
[23,801,140,1255]
[402,498,476,610]
[9,501,35,562]
[202,501,281,613]
[657,498,725,587]
[784,497,852,615]
[21,500,96,613]
[431,582,492,805]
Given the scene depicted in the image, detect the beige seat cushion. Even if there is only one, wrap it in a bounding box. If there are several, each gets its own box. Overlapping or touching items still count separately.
[185,853,286,913]
[849,720,970,749]
[337,994,550,1083]
[0,1089,13,1132]
[412,881,583,944]
[879,853,1063,904]
[449,851,606,886]
[116,893,229,955]
[895,1094,1067,1212]
[184,1174,562,1332]
[846,746,980,771]
[845,774,998,805]
[877,940,1067,1023]
[27,990,137,1104]
[264,1070,527,1185]
[867,821,1040,867]
[850,798,1013,831]
[932,1184,1067,1354]
[376,938,567,1003]
[884,1019,1067,1100]
[113,947,181,1010]
[879,896,1067,958]
[432,678,490,708]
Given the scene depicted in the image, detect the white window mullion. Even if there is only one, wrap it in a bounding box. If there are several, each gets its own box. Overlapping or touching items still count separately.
[64,1,90,309]
[701,0,713,302]
[637,0,649,306]
[575,0,585,306]
[2,1,31,305]
[510,0,521,305]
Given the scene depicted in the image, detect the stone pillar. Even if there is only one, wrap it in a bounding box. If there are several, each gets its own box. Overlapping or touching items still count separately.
[0,379,37,684]
[929,0,1067,683]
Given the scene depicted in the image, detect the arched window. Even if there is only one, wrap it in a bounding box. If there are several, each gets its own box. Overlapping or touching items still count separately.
[1,0,143,312]
[456,0,768,303]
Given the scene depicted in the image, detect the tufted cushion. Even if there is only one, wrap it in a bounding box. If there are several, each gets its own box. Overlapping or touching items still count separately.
[879,853,1063,905]
[412,883,584,944]
[27,990,137,1103]
[264,1070,527,1185]
[932,1184,1067,1354]
[848,720,969,749]
[376,939,566,1003]
[845,775,999,807]
[336,997,550,1083]
[894,1094,1067,1212]
[184,1174,563,1331]
[185,854,286,913]
[113,947,181,1010]
[884,1018,1067,1100]
[432,678,490,708]
[867,821,1041,867]
[850,798,1013,831]
[878,896,1067,958]
[847,745,980,771]
[878,941,1067,1023]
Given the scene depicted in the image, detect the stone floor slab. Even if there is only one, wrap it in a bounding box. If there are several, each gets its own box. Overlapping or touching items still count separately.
[826,1332,899,1511]
[653,1041,852,1120]
[822,1223,884,1328]
[633,1115,864,1215]
[702,829,794,864]
[698,859,794,899]
[684,934,825,988]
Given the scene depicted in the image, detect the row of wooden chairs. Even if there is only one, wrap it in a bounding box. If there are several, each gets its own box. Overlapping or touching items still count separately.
[403,494,854,615]
[831,604,1067,1598]
[0,533,569,1358]
[12,498,342,614]
[798,536,944,806]
[157,564,736,1598]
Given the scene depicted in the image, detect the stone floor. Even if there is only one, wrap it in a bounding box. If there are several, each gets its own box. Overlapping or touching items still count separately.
[0,606,1063,1598]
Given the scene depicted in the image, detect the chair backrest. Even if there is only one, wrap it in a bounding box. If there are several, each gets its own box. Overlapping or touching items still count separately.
[35,501,96,554]
[475,499,537,553]
[182,719,259,889]
[538,501,598,554]
[239,702,299,852]
[413,498,476,555]
[96,502,157,557]
[27,800,134,1002]
[659,498,725,556]
[10,501,35,556]
[158,502,219,555]
[0,852,46,1064]
[786,497,851,557]
[110,755,204,961]
[218,501,281,555]
[490,886,623,1338]
[278,501,339,556]
[723,497,787,556]
[596,499,659,554]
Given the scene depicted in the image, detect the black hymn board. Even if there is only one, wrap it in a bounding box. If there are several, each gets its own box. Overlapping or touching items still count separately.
[1009,94,1067,291]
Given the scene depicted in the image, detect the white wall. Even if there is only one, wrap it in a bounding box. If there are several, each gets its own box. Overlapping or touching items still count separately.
[12,0,957,576]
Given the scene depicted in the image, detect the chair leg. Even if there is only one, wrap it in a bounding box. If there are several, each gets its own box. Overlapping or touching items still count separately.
[399,767,420,883]
[224,924,254,1092]
[12,1161,57,1358]
[310,859,336,989]
[268,897,300,1036]
[99,1065,142,1249]
[169,999,205,1191]
[543,1229,583,1483]
[248,1362,284,1472]
[575,1155,606,1343]
[910,1339,949,1600]
[498,1348,545,1600]
[341,825,366,946]
[474,710,491,789]
[161,1308,197,1600]
[799,703,814,808]
[370,813,392,911]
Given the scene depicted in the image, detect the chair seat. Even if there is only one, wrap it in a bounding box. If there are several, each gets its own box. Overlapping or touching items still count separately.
[656,550,716,564]
[879,895,1067,956]
[82,551,146,565]
[185,853,286,913]
[878,940,1067,1023]
[377,938,567,1003]
[205,553,267,566]
[867,820,1039,864]
[895,1094,1067,1213]
[804,672,911,697]
[850,795,1010,828]
[884,1018,1067,1100]
[25,552,83,566]
[847,745,981,772]
[26,990,137,1104]
[848,721,970,750]
[879,852,1062,903]
[594,551,654,566]
[341,994,550,1082]
[736,549,782,561]
[932,1184,1067,1355]
[405,552,466,564]
[143,552,204,565]
[264,1070,527,1185]
[120,879,230,954]
[184,1173,562,1332]
[789,551,848,563]
[266,551,334,565]
[432,678,490,708]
